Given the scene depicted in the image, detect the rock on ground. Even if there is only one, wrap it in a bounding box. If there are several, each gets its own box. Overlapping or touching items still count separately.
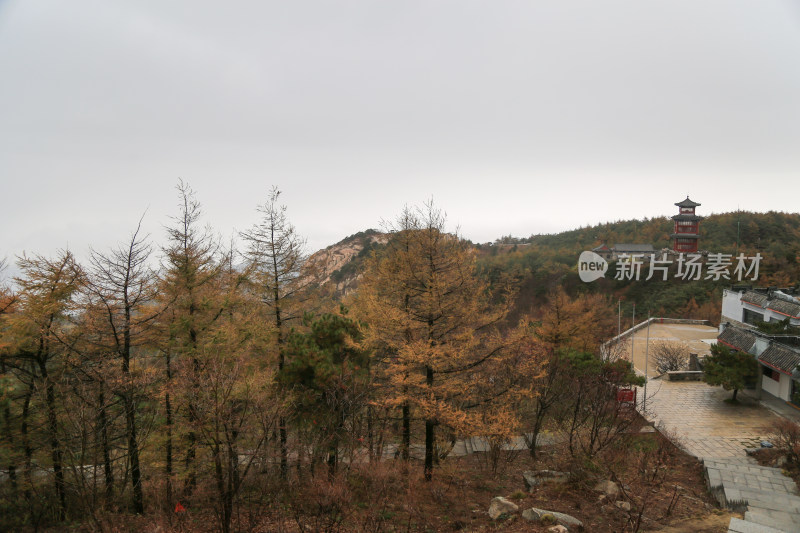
[522,470,569,490]
[522,507,583,528]
[593,479,620,498]
[488,496,519,520]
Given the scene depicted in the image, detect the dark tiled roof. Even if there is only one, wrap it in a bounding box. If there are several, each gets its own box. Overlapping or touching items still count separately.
[758,344,800,375]
[741,290,768,308]
[718,326,756,352]
[767,299,800,319]
[675,197,701,208]
[613,244,654,253]
[671,214,702,221]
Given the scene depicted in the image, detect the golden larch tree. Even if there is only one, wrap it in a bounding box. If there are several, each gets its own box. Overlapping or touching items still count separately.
[354,202,527,480]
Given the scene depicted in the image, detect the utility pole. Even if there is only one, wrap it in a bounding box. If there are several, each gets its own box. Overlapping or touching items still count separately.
[643,312,651,413]
[631,303,636,369]
[736,206,741,255]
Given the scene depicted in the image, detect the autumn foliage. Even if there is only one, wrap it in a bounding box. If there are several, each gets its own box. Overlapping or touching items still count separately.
[0,189,647,531]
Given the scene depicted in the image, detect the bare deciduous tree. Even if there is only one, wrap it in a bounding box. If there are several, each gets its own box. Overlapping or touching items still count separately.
[651,341,690,374]
[86,219,158,514]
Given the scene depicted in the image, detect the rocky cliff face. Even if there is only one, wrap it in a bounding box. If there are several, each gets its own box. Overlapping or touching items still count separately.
[306,230,388,296]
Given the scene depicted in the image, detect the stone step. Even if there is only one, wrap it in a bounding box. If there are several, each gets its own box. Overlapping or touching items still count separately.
[711,456,760,466]
[728,517,791,533]
[704,460,790,478]
[745,509,800,532]
[706,467,798,494]
[722,486,800,514]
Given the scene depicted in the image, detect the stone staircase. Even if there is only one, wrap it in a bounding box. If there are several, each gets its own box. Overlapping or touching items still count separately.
[703,457,800,532]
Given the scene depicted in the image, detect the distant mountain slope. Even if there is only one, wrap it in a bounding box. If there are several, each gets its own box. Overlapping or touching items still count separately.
[308,211,800,320]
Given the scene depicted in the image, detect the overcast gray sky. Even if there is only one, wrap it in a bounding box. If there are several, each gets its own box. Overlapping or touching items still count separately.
[2,0,800,270]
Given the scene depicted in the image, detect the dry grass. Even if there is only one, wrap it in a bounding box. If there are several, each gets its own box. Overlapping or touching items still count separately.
[24,418,735,533]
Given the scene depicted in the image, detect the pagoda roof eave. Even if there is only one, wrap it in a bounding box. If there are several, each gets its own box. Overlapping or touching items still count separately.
[675,197,701,208]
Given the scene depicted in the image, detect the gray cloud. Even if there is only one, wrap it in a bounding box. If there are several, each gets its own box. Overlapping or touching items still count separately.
[1,0,798,268]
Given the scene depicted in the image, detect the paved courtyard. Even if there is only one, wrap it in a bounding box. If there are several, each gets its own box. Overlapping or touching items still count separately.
[642,379,780,459]
[627,322,718,377]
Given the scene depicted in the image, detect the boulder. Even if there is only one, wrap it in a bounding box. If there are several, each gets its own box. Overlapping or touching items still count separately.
[488,497,519,520]
[548,526,568,533]
[615,501,631,511]
[593,480,619,498]
[522,507,583,528]
[522,470,569,490]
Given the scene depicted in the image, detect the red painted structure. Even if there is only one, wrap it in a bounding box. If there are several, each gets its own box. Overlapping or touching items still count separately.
[671,197,702,253]
[616,387,637,407]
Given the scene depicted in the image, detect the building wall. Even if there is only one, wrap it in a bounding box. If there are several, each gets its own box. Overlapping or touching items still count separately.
[780,373,793,400]
[762,372,780,397]
[721,289,743,324]
[760,368,794,401]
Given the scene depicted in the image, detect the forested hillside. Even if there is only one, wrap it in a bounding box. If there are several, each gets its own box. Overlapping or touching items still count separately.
[319,211,800,326]
[478,211,800,324]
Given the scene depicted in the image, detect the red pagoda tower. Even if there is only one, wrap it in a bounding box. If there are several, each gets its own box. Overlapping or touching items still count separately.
[671,197,702,253]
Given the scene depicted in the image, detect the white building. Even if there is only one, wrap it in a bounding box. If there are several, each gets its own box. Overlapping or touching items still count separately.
[717,324,800,403]
[721,287,800,327]
[718,287,800,403]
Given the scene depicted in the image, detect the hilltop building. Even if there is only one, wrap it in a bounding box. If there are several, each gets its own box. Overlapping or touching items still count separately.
[592,243,655,261]
[718,287,800,404]
[671,197,702,253]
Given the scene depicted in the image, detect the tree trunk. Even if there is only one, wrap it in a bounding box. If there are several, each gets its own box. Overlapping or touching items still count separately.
[98,386,113,502]
[3,394,17,494]
[21,385,33,501]
[273,288,288,481]
[401,401,410,462]
[186,328,200,493]
[528,403,545,459]
[122,322,144,514]
[213,444,232,533]
[42,365,67,520]
[125,395,144,514]
[165,349,173,504]
[424,365,434,482]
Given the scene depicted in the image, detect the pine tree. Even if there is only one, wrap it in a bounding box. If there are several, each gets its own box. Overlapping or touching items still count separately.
[280,309,371,476]
[703,343,758,401]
